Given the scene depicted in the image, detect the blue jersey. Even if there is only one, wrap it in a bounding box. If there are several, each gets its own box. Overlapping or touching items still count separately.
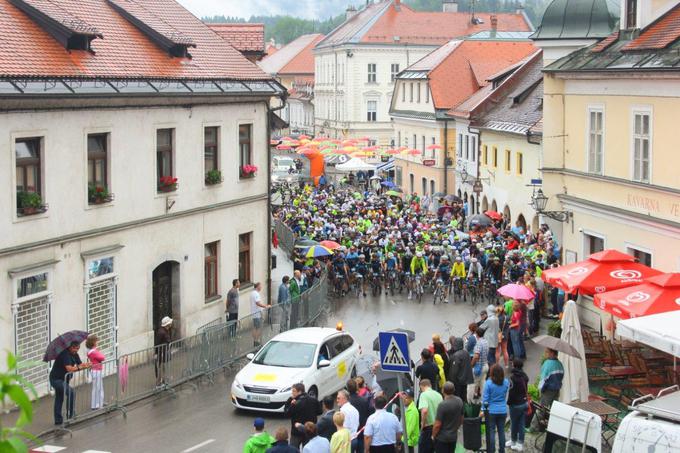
[385,257,397,269]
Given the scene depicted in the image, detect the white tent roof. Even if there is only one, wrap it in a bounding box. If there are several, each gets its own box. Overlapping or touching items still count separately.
[335,157,377,172]
[617,310,680,357]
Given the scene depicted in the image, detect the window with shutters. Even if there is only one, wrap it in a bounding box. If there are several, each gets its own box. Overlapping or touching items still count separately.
[587,108,604,174]
[632,110,651,183]
[205,241,219,300]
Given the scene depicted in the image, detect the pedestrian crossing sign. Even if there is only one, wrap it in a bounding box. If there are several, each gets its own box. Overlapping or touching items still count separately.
[379,331,411,372]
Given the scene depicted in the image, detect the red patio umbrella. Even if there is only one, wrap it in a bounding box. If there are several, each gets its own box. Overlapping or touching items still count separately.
[319,240,341,250]
[484,210,502,221]
[542,249,663,295]
[426,144,443,150]
[593,273,680,319]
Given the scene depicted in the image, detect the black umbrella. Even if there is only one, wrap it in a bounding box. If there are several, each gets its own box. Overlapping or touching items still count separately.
[294,238,319,248]
[466,213,493,228]
[372,328,416,352]
[43,330,89,362]
[445,194,463,203]
[432,192,447,199]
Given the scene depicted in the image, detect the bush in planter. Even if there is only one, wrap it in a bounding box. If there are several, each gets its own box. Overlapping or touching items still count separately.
[547,320,562,338]
[88,184,111,203]
[16,191,43,212]
[205,169,222,185]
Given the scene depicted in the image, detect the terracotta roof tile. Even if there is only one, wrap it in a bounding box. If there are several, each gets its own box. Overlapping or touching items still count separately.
[362,4,532,46]
[208,23,265,53]
[0,0,270,80]
[259,34,324,75]
[592,30,619,52]
[623,3,680,51]
[408,39,536,110]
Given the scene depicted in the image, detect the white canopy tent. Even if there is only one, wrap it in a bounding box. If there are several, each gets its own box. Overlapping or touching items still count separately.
[617,310,680,358]
[335,157,377,172]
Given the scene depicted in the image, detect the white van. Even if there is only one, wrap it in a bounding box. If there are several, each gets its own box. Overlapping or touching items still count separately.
[272,156,295,172]
[612,386,680,453]
[544,386,680,453]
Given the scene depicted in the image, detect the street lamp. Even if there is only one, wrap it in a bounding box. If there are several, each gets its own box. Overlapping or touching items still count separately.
[531,188,571,222]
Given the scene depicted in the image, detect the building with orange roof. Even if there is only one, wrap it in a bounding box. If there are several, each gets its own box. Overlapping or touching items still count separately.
[0,0,284,392]
[260,33,325,135]
[314,0,533,146]
[389,33,537,202]
[208,23,266,62]
[535,0,680,330]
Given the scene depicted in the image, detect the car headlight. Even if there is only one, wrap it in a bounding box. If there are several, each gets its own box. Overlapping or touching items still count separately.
[233,378,244,390]
[279,386,292,393]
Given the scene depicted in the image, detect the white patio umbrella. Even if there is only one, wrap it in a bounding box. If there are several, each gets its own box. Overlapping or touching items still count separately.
[335,157,377,172]
[559,300,590,403]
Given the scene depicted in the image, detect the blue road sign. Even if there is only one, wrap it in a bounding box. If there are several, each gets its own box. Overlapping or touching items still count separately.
[379,331,411,373]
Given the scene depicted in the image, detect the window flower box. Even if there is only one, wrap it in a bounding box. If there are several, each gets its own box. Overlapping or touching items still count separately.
[240,164,258,179]
[16,191,47,216]
[205,169,223,186]
[88,185,114,205]
[158,176,178,192]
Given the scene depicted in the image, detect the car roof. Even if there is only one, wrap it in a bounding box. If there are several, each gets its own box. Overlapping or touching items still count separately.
[272,327,347,344]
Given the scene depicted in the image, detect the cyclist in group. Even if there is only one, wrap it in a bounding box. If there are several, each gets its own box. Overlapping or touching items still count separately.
[355,255,369,297]
[486,256,504,285]
[383,252,400,294]
[332,252,349,296]
[369,252,383,293]
[409,251,428,300]
[434,255,452,303]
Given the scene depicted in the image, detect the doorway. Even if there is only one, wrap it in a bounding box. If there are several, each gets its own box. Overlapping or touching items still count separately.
[152,261,180,336]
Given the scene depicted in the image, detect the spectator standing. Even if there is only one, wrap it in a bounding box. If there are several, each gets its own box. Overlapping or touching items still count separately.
[85,334,105,409]
[537,348,564,410]
[227,279,240,331]
[266,427,299,453]
[468,328,489,403]
[331,412,351,453]
[496,306,510,368]
[447,337,473,404]
[250,282,271,347]
[482,365,510,453]
[415,349,440,392]
[336,390,360,453]
[49,341,90,425]
[154,316,172,387]
[286,383,321,448]
[347,379,372,452]
[278,276,291,332]
[432,382,464,453]
[363,395,402,453]
[417,379,443,453]
[289,272,301,329]
[317,396,337,441]
[465,324,478,357]
[509,301,526,360]
[400,389,419,453]
[302,422,331,453]
[480,305,500,365]
[507,358,529,451]
[243,418,275,453]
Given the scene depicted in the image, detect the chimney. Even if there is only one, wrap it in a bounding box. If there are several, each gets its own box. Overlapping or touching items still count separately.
[442,0,458,13]
[346,5,357,20]
[394,0,401,11]
[490,14,498,30]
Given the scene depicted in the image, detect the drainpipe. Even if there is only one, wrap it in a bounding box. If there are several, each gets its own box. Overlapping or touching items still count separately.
[443,119,449,194]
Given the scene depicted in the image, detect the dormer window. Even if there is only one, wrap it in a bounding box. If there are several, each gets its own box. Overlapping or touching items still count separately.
[626,0,637,29]
[9,0,102,51]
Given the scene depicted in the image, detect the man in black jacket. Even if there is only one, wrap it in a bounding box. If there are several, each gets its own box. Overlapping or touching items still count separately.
[316,396,337,441]
[347,379,373,453]
[447,337,474,404]
[284,383,320,448]
[415,348,440,392]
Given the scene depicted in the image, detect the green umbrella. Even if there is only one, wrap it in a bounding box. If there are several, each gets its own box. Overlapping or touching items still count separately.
[353,192,363,199]
[385,190,402,197]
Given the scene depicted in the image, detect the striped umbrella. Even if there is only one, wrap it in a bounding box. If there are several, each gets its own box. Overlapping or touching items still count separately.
[303,245,333,258]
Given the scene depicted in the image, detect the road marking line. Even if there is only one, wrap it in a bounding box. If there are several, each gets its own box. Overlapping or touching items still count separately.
[82,450,112,453]
[181,439,216,452]
[30,446,66,453]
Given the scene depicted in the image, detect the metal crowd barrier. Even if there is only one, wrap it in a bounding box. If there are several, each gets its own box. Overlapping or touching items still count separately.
[62,273,329,426]
[274,218,296,253]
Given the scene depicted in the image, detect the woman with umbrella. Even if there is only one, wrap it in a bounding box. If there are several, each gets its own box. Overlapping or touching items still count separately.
[45,331,91,425]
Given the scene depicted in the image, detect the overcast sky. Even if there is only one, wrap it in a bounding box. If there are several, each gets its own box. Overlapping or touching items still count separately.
[178,0,351,19]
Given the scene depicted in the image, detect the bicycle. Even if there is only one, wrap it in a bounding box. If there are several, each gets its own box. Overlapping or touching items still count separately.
[433,278,445,305]
[352,272,364,297]
[413,274,424,303]
[386,269,399,296]
[370,272,382,297]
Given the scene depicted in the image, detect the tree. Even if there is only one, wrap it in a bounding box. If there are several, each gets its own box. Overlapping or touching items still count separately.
[0,352,37,453]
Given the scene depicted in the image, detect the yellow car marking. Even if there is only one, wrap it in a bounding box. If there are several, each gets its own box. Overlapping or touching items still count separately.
[253,373,277,382]
[337,361,347,378]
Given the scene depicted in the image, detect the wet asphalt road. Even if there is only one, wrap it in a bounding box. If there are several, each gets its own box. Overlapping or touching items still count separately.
[44,289,541,453]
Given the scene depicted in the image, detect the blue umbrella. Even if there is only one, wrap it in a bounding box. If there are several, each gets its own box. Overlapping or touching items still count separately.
[43,330,89,362]
[303,245,334,258]
[381,180,396,188]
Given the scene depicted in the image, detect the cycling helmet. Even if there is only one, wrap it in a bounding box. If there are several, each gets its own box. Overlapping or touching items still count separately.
[471,257,478,263]
[416,252,423,258]
[359,254,366,259]
[388,252,394,258]
[441,255,449,261]
[455,256,462,261]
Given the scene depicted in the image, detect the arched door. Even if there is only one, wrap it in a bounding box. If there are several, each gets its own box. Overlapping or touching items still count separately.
[491,199,498,212]
[482,196,489,212]
[503,205,511,224]
[152,261,180,335]
[516,214,527,232]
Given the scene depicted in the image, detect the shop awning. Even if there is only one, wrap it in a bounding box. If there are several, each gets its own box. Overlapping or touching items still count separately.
[617,310,680,358]
[594,273,680,319]
[376,158,395,172]
[542,249,663,295]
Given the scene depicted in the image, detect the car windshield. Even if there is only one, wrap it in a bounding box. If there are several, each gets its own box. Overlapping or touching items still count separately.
[275,158,294,167]
[253,341,317,368]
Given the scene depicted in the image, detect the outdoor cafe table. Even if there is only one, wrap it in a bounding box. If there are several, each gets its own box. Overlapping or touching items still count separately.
[569,401,621,445]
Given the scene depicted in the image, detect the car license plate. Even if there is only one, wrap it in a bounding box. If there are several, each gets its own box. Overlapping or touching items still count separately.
[246,394,271,403]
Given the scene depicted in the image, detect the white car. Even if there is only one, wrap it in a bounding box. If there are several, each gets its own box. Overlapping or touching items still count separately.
[230,327,359,412]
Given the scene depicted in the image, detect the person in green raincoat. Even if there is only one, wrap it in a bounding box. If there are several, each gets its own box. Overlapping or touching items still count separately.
[243,418,275,453]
